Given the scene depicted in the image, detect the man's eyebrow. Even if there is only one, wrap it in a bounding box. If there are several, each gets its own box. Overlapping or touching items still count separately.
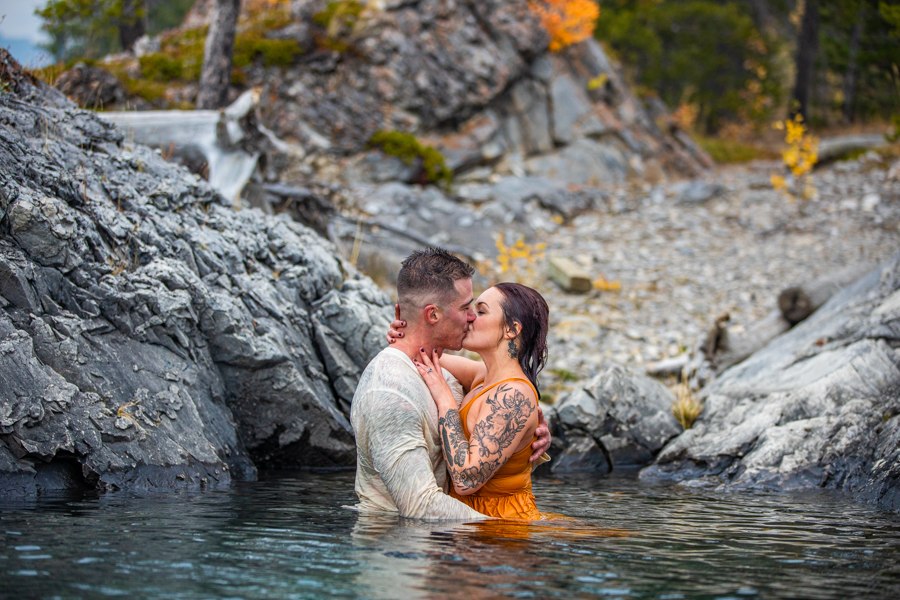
[460,296,474,308]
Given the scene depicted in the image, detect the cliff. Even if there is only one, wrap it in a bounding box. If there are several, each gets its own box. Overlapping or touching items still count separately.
[0,49,391,495]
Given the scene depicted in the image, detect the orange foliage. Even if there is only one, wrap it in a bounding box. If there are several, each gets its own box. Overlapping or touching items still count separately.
[529,0,600,52]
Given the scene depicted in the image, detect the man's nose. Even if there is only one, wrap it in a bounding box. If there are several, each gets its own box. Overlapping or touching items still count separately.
[467,309,476,322]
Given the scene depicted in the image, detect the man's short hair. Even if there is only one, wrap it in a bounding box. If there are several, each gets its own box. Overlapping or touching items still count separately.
[398,248,475,316]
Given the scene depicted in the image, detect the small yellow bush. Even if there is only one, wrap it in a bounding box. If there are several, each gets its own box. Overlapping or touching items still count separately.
[478,233,546,286]
[771,114,819,201]
[528,0,600,52]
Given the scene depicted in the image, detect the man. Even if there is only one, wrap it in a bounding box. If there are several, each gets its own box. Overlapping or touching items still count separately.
[351,248,551,519]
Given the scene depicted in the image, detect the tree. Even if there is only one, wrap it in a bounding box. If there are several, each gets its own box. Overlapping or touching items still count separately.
[791,0,819,120]
[119,0,146,52]
[196,0,241,109]
[36,0,196,63]
[595,0,783,132]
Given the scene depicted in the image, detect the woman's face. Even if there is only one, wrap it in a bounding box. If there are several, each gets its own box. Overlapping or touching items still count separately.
[462,287,509,353]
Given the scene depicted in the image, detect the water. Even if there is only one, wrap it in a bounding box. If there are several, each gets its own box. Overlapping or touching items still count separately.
[3,470,900,599]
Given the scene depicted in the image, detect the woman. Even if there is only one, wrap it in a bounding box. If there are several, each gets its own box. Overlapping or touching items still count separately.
[391,282,549,520]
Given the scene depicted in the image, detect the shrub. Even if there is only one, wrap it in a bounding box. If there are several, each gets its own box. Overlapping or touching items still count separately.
[672,381,703,429]
[596,0,783,133]
[770,114,819,202]
[313,0,364,33]
[528,0,600,52]
[139,53,183,81]
[233,38,302,68]
[696,137,777,164]
[477,233,546,287]
[368,130,453,188]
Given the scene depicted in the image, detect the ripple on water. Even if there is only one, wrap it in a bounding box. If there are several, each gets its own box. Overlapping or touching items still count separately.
[1,471,900,599]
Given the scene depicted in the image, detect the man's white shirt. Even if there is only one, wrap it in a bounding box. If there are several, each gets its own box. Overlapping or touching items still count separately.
[350,347,485,520]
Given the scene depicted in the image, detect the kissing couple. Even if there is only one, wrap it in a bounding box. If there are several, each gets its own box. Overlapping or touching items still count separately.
[351,248,553,520]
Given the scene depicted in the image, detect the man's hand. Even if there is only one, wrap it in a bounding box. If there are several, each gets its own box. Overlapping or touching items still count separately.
[530,404,551,462]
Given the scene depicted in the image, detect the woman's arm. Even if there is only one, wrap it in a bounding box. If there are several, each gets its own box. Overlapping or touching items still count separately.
[436,354,486,393]
[415,349,537,496]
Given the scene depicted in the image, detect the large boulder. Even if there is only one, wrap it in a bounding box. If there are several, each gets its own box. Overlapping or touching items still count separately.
[0,49,391,495]
[547,363,682,473]
[641,254,900,510]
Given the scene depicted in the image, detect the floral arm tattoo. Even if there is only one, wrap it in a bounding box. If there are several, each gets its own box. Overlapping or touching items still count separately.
[437,383,535,492]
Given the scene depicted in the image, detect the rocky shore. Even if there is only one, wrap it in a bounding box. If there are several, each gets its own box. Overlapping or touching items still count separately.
[538,153,899,390]
[4,0,899,511]
[0,50,391,495]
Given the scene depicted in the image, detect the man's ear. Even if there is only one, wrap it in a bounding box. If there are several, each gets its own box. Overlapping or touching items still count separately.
[423,304,442,325]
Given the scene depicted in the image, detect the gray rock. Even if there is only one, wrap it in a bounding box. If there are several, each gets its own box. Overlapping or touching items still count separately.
[509,79,554,155]
[526,138,628,186]
[549,363,681,473]
[641,254,900,510]
[673,180,725,205]
[337,182,498,277]
[549,71,607,144]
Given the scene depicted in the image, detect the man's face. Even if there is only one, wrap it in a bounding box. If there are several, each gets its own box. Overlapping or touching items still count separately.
[433,278,476,351]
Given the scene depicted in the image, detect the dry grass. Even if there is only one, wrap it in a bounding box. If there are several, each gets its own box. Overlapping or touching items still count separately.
[671,381,703,429]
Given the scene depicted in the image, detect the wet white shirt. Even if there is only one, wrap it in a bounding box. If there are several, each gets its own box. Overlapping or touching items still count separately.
[351,347,486,520]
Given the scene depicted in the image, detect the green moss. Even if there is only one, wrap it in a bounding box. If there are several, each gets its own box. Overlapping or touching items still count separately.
[886,115,900,143]
[696,136,778,164]
[233,37,302,68]
[313,1,364,29]
[139,53,183,81]
[369,130,453,188]
[121,77,168,103]
[549,368,579,382]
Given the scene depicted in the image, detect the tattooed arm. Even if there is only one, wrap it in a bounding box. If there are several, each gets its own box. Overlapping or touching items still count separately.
[415,350,537,496]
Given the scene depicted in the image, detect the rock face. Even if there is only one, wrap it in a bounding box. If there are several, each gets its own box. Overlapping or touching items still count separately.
[299,16,707,186]
[56,1,708,189]
[547,363,682,473]
[0,50,392,495]
[642,254,900,509]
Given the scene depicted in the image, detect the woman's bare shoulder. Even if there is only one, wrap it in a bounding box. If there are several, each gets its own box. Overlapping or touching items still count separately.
[477,379,538,416]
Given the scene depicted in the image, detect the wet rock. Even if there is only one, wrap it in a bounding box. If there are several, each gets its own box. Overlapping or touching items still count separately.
[641,254,900,510]
[0,50,391,494]
[548,363,681,473]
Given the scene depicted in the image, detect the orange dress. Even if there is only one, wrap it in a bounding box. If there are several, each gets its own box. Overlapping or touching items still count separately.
[448,377,542,520]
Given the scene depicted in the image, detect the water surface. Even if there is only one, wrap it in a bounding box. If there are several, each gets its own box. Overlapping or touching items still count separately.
[3,471,899,599]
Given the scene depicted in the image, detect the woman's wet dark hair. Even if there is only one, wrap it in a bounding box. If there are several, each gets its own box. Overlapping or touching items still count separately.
[494,282,549,399]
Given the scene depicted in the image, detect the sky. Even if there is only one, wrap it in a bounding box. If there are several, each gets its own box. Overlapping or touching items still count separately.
[0,0,53,67]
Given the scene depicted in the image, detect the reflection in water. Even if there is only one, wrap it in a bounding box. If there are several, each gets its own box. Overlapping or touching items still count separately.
[2,470,900,599]
[351,516,631,600]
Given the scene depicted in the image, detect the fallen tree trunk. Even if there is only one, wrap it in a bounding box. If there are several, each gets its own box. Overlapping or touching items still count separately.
[99,89,305,201]
[779,263,875,325]
[818,134,888,162]
[703,311,791,372]
[704,264,872,372]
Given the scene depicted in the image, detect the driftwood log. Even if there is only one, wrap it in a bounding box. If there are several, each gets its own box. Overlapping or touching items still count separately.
[778,263,875,325]
[703,264,872,371]
[817,134,888,162]
[99,89,304,201]
[703,311,791,372]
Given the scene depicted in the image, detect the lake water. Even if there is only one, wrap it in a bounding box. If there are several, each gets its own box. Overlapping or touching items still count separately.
[3,470,900,599]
